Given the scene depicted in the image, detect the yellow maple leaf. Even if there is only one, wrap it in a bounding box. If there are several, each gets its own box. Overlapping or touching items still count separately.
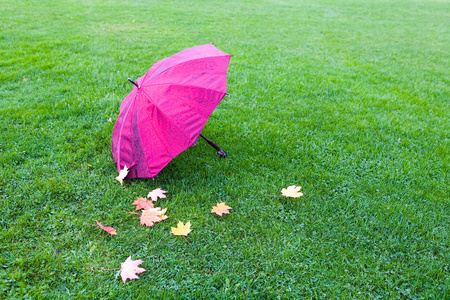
[211,202,232,216]
[281,185,303,198]
[171,221,192,236]
[115,165,129,185]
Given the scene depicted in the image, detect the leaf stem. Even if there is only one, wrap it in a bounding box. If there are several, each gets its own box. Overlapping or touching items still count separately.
[183,236,192,246]
[265,194,283,198]
[101,267,120,271]
[126,211,141,215]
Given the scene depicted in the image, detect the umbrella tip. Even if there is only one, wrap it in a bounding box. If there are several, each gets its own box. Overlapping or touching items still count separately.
[128,78,140,89]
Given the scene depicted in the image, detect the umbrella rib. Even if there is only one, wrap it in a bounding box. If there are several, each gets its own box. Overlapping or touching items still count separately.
[115,92,137,169]
[133,90,187,177]
[143,82,227,121]
[140,88,194,145]
[142,54,231,85]
[143,82,228,97]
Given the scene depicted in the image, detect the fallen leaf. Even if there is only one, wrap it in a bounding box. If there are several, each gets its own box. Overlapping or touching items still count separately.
[120,256,145,283]
[147,188,167,201]
[156,208,168,221]
[132,197,154,210]
[171,221,192,236]
[95,220,117,235]
[23,78,28,82]
[115,165,129,185]
[281,185,303,198]
[211,202,232,216]
[140,207,168,226]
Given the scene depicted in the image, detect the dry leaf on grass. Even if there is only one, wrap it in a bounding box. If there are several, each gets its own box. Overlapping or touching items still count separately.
[120,256,145,283]
[95,220,117,235]
[147,188,167,201]
[132,197,154,210]
[211,202,232,216]
[140,207,168,227]
[171,221,192,245]
[171,221,192,236]
[281,185,303,198]
[115,165,129,185]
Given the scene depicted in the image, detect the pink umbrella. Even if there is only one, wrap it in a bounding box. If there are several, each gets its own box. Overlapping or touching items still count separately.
[111,43,231,180]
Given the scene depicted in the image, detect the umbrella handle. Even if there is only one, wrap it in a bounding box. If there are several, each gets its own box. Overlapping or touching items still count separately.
[199,134,226,158]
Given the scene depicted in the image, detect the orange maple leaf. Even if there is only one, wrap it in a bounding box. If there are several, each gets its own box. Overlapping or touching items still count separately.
[95,220,117,235]
[211,202,232,216]
[140,207,168,227]
[132,197,154,210]
[120,256,145,283]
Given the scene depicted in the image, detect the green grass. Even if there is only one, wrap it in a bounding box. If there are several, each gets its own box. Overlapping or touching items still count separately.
[1,0,449,298]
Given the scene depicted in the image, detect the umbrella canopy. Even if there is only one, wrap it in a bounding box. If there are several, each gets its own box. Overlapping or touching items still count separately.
[111,43,231,179]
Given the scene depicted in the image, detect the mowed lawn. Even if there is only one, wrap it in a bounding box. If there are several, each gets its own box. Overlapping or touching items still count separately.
[0,0,449,298]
